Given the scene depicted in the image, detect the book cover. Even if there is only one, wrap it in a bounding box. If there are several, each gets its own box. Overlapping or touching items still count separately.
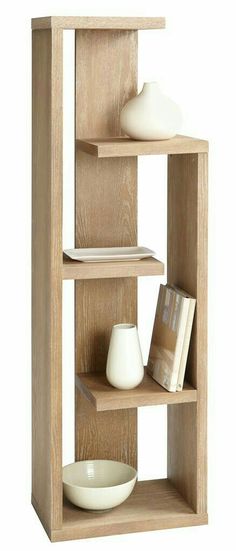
[147,284,196,392]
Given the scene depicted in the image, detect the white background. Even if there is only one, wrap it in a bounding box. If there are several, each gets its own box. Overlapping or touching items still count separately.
[0,0,235,549]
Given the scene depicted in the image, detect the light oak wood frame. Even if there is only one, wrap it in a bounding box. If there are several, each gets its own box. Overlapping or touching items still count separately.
[167,153,208,513]
[32,17,208,542]
[32,28,63,534]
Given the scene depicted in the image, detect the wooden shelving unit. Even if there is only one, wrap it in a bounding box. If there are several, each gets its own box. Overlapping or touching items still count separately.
[32,15,208,542]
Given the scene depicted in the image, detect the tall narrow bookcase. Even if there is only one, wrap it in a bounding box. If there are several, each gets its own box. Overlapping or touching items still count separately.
[32,16,208,542]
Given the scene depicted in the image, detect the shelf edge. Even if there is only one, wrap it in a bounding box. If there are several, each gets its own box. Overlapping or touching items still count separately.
[51,513,208,542]
[32,16,166,31]
[62,256,164,280]
[75,373,197,411]
[77,136,209,158]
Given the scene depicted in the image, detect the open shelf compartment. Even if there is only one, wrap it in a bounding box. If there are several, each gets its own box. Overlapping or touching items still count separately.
[75,370,197,411]
[50,479,207,542]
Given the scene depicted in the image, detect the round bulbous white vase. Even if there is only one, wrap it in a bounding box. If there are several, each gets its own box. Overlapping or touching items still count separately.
[106,324,144,390]
[120,81,182,140]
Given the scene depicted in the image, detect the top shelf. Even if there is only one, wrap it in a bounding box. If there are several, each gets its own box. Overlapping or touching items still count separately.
[77,135,209,158]
[31,16,166,30]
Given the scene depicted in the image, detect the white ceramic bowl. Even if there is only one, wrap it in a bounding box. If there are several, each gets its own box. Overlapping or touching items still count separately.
[63,460,137,511]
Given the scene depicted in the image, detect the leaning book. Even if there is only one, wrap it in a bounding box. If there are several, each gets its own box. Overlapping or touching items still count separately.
[147,284,196,392]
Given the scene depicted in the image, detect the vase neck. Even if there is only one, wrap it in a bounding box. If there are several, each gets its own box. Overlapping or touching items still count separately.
[142,82,160,96]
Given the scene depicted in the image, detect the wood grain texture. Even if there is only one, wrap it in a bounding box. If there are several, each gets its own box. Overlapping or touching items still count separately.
[63,255,164,280]
[75,371,197,411]
[75,31,137,138]
[75,30,138,467]
[32,29,63,530]
[75,279,137,375]
[51,479,207,542]
[167,153,208,514]
[75,392,137,465]
[32,16,166,30]
[31,494,51,539]
[75,155,137,248]
[77,135,208,158]
[75,278,137,468]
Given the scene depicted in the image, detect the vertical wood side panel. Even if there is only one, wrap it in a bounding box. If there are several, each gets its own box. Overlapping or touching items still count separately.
[32,28,63,531]
[75,30,138,468]
[167,153,208,513]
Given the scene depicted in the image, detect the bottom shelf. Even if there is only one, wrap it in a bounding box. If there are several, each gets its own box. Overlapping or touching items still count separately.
[51,479,208,542]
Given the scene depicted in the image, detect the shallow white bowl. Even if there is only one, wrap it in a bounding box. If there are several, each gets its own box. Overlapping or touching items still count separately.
[63,460,137,511]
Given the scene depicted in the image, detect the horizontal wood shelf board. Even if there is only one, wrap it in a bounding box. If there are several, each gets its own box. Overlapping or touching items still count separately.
[32,16,166,30]
[51,479,207,541]
[63,254,164,280]
[77,135,209,158]
[75,371,197,411]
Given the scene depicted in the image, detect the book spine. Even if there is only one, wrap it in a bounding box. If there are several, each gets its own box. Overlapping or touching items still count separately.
[176,299,196,391]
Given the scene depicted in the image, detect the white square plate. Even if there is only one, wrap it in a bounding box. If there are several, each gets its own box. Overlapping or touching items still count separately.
[64,247,155,262]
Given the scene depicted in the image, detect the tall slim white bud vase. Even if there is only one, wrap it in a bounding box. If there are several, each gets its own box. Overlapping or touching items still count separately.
[106,324,144,390]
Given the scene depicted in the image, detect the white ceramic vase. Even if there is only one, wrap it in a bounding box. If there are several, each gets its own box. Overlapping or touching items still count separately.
[106,324,144,390]
[120,81,182,140]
